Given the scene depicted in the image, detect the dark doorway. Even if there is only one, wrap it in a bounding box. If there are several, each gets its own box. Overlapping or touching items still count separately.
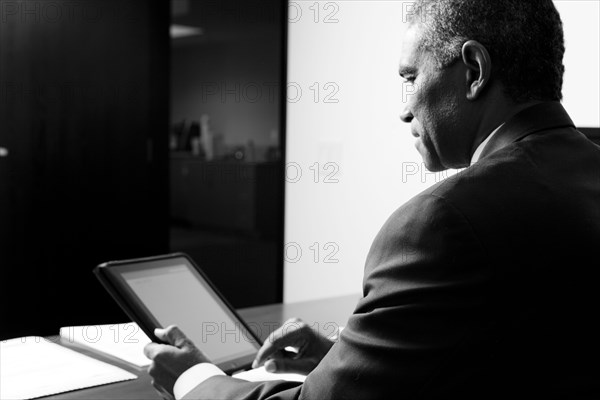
[169,0,286,308]
[0,0,169,339]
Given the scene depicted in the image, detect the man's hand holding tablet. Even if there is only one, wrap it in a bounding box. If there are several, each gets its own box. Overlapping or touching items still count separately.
[144,325,209,398]
[145,318,334,399]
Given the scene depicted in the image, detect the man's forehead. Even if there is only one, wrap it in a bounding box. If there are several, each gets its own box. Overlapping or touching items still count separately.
[398,25,424,73]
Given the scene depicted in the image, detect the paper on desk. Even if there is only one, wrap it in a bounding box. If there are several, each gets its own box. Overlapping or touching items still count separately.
[233,366,306,383]
[59,323,152,367]
[0,336,137,400]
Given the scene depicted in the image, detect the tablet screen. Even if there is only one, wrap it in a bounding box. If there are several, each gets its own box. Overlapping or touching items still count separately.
[112,256,259,366]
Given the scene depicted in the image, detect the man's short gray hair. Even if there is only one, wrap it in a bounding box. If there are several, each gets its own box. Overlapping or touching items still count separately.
[407,0,565,103]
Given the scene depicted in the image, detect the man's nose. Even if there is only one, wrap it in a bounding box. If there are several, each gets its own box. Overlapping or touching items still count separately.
[400,107,413,124]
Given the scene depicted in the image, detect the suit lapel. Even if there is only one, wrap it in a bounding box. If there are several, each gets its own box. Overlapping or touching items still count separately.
[479,102,575,160]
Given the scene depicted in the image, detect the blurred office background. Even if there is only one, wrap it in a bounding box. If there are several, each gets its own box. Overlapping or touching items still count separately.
[168,0,284,309]
[1,0,598,340]
[0,0,286,339]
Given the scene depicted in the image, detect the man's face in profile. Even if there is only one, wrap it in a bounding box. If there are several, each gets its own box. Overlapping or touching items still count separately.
[399,25,472,172]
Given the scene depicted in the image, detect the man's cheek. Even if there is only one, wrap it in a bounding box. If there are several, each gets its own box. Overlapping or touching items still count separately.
[402,81,419,103]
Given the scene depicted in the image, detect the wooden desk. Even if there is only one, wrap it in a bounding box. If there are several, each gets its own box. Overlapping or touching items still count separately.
[43,294,360,400]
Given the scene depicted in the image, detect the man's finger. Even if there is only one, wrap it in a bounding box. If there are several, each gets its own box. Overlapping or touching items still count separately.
[264,358,314,375]
[156,325,192,349]
[144,342,172,360]
[154,327,168,342]
[253,334,293,367]
[253,322,307,367]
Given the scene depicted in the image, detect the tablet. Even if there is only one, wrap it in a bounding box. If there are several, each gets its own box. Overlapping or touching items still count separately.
[93,253,262,373]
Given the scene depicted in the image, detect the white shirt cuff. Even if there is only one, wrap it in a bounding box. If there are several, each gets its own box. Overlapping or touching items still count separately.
[174,363,225,400]
[331,326,345,341]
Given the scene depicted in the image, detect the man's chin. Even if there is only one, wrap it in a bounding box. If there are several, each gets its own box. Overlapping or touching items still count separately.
[416,141,446,172]
[419,152,446,172]
[423,162,447,173]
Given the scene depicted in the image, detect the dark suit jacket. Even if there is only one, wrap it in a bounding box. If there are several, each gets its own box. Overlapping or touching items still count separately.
[184,102,600,399]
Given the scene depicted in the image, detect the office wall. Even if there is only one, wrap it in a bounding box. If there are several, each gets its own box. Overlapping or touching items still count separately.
[284,0,600,303]
[556,0,600,127]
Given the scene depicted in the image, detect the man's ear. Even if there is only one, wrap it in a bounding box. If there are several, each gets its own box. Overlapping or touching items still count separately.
[461,40,492,101]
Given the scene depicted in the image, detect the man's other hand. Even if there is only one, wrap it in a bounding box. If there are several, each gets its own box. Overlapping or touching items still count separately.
[252,318,335,375]
[144,325,208,398]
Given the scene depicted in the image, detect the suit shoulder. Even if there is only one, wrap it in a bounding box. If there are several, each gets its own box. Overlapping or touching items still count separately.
[367,192,482,274]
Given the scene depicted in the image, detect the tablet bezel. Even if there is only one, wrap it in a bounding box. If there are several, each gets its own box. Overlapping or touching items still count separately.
[93,252,263,374]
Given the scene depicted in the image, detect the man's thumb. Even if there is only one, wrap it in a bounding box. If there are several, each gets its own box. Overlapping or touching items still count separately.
[156,325,191,348]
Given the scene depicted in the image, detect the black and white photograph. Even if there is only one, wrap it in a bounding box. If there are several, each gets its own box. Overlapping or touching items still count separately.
[1,1,599,399]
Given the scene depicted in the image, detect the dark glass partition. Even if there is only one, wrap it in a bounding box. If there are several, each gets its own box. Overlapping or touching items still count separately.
[169,0,286,307]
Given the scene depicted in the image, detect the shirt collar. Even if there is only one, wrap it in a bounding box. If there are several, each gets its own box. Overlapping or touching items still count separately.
[470,123,505,165]
[477,102,575,161]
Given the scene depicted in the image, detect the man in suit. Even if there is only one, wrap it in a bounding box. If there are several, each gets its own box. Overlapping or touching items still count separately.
[145,0,600,398]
